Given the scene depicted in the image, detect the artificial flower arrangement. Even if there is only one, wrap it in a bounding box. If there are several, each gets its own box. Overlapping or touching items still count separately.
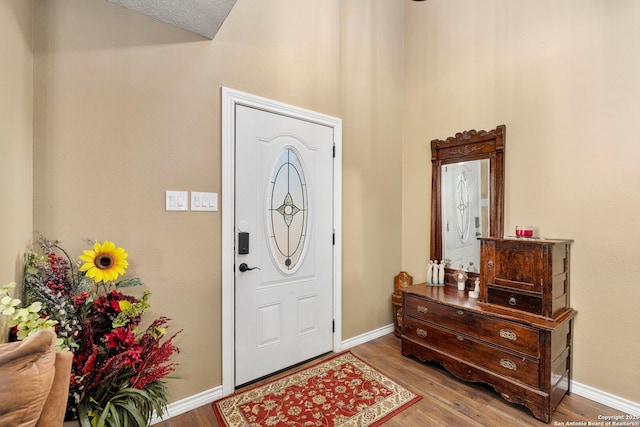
[1,236,181,427]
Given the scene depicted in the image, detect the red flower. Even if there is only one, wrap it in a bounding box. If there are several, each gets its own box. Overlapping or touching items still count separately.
[105,326,138,350]
[87,290,141,337]
[71,342,99,387]
[129,317,181,389]
[109,299,122,312]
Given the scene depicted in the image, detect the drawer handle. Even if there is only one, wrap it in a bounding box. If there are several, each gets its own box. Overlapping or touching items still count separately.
[417,328,428,338]
[416,305,429,314]
[456,310,464,316]
[487,260,494,268]
[500,359,517,371]
[508,297,517,306]
[456,335,464,342]
[499,329,517,341]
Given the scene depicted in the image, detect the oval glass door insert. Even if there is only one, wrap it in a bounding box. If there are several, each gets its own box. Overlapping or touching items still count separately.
[455,169,470,243]
[267,147,308,273]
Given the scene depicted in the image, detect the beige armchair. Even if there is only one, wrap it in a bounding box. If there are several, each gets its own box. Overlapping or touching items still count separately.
[0,330,72,427]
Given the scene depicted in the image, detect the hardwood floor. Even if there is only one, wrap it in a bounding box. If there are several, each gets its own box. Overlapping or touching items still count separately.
[155,334,625,426]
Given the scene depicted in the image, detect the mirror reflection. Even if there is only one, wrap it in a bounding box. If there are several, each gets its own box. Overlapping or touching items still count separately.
[441,159,489,273]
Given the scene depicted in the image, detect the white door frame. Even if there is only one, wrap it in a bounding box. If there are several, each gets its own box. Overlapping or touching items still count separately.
[221,87,342,395]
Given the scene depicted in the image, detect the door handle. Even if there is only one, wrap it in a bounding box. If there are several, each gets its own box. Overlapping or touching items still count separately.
[238,263,260,272]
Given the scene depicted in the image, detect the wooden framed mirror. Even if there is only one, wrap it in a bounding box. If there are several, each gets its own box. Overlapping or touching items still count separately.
[430,125,505,285]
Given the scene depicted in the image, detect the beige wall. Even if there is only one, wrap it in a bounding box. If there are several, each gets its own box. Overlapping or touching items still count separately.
[32,0,404,403]
[403,0,640,403]
[0,0,33,336]
[341,1,404,337]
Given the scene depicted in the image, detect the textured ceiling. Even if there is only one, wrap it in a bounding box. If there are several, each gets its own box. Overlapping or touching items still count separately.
[105,0,237,39]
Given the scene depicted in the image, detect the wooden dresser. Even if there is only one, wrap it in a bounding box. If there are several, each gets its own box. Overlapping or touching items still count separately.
[401,238,576,423]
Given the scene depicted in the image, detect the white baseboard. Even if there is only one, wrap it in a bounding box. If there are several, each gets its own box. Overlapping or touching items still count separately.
[571,381,640,416]
[150,386,223,425]
[340,323,395,351]
[151,325,639,423]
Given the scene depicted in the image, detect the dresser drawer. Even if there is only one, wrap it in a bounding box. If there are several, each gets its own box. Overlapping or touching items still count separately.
[404,295,540,357]
[487,286,542,316]
[403,318,540,388]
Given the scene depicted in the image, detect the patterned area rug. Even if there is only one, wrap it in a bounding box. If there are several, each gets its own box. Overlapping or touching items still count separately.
[213,351,421,427]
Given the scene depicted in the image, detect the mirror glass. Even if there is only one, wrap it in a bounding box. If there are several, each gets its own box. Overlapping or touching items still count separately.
[441,159,489,273]
[430,125,505,282]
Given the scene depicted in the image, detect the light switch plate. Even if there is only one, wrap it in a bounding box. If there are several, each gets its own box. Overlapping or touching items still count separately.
[165,191,188,211]
[191,192,218,211]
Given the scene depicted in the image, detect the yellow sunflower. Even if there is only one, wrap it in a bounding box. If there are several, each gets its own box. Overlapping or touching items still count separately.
[79,241,129,283]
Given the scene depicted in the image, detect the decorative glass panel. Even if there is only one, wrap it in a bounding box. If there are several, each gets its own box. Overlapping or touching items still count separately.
[267,148,308,273]
[455,170,470,243]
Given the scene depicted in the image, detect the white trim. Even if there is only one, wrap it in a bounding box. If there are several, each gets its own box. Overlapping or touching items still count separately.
[221,87,343,396]
[571,381,640,416]
[151,328,639,424]
[341,323,395,351]
[221,87,236,396]
[149,386,223,425]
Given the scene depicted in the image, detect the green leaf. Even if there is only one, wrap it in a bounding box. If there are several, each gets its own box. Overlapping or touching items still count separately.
[97,401,113,427]
[115,400,147,426]
[54,337,67,350]
[79,380,168,427]
[114,278,142,289]
[77,404,93,427]
[28,301,42,312]
[14,308,28,319]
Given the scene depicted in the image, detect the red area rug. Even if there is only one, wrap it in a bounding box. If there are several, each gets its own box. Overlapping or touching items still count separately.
[212,351,420,427]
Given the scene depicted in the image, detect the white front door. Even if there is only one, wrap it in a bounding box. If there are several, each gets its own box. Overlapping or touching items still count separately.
[442,161,483,272]
[234,104,335,385]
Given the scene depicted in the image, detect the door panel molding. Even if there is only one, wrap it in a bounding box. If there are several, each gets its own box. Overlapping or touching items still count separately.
[221,87,342,395]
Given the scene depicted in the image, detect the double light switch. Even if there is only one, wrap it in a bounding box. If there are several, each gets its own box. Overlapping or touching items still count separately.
[165,191,188,211]
[165,191,218,212]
